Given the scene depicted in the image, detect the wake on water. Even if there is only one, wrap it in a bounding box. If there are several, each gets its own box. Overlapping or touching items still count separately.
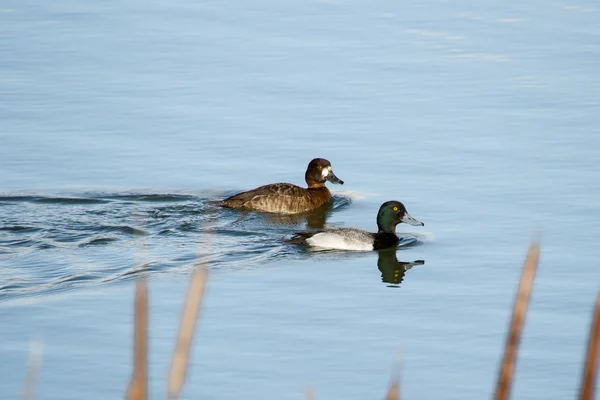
[0,191,429,300]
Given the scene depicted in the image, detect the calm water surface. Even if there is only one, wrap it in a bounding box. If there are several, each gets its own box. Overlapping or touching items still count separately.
[1,0,599,399]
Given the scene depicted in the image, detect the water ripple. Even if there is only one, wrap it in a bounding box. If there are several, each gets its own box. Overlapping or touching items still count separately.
[0,192,354,301]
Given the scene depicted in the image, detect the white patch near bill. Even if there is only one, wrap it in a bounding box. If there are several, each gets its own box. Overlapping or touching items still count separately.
[306,232,373,251]
[321,166,331,178]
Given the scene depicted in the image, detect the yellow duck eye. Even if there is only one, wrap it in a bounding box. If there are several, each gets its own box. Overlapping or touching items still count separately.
[393,207,398,211]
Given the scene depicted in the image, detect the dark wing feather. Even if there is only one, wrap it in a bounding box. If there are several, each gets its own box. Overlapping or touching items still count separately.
[285,230,324,245]
[221,183,303,203]
[220,183,314,213]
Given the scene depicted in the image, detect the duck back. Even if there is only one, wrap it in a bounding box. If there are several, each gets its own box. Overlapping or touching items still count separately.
[220,183,331,214]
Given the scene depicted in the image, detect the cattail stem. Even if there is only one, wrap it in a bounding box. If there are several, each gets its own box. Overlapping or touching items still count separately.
[494,242,540,400]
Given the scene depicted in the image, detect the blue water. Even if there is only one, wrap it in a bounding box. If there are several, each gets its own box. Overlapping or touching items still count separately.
[1,0,599,399]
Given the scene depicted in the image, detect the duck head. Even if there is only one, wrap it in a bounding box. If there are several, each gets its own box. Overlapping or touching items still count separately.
[376,200,424,234]
[305,158,344,188]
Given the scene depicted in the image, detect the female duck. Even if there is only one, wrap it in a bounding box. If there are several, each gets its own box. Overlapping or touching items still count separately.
[219,158,344,214]
[287,200,424,251]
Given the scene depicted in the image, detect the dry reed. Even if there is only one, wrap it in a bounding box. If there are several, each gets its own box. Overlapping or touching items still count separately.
[385,378,400,400]
[304,386,316,400]
[494,241,540,400]
[126,278,148,400]
[20,339,44,400]
[167,267,209,399]
[579,292,600,400]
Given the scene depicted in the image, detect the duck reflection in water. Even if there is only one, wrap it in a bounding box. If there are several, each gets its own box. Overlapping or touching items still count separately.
[262,200,333,229]
[225,197,343,230]
[377,249,424,287]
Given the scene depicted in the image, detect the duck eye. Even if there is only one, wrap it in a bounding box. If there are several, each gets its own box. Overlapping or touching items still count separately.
[317,165,322,170]
[393,207,398,211]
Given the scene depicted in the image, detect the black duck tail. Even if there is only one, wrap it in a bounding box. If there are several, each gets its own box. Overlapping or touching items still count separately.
[285,231,319,245]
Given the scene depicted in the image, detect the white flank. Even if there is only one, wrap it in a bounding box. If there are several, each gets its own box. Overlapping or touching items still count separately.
[306,231,373,251]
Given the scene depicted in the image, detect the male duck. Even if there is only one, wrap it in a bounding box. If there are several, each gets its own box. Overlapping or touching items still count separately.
[219,158,344,214]
[287,200,424,251]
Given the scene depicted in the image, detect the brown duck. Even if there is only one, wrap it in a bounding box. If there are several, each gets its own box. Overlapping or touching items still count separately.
[219,158,344,214]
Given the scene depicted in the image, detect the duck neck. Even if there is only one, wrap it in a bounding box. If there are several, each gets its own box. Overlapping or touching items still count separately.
[377,222,396,235]
[307,185,330,203]
[306,180,326,189]
[373,232,400,250]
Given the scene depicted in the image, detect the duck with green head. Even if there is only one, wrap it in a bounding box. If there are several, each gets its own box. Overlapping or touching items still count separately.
[287,200,424,251]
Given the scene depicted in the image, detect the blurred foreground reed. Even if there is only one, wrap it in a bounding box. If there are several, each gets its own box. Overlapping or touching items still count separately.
[21,241,599,399]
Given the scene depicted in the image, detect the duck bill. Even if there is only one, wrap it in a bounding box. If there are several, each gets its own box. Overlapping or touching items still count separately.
[326,171,344,185]
[402,212,424,226]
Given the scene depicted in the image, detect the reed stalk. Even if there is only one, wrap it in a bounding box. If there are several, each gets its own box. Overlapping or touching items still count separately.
[578,292,600,400]
[167,267,209,399]
[494,242,540,400]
